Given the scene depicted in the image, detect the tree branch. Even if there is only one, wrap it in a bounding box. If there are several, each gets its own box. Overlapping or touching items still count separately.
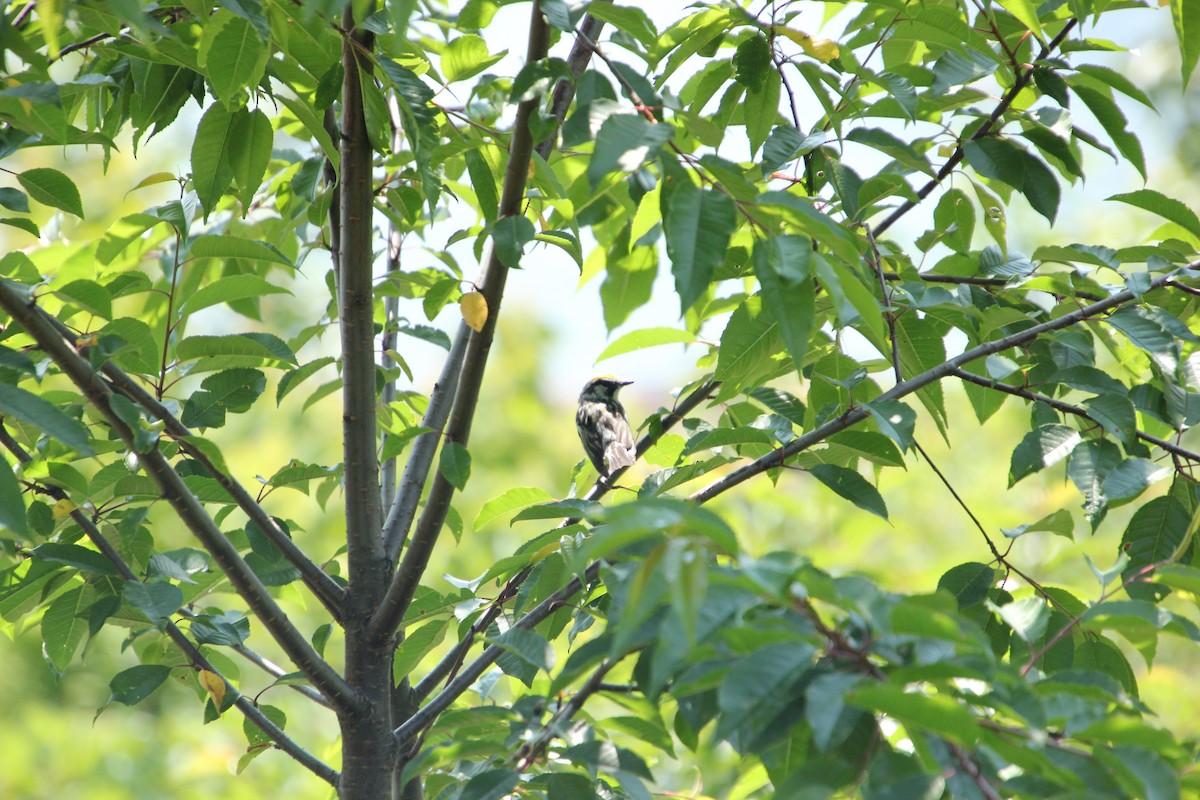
[409,379,719,703]
[688,267,1187,503]
[872,18,1079,238]
[395,563,600,748]
[949,368,1200,465]
[0,424,339,785]
[369,2,553,643]
[381,327,468,563]
[0,281,362,715]
[340,23,385,576]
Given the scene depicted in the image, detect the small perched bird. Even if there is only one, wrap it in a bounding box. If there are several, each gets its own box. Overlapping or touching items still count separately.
[576,377,635,478]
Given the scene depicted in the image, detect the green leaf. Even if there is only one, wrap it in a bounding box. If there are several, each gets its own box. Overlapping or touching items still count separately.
[754,235,814,376]
[0,187,30,212]
[229,108,274,210]
[442,34,504,83]
[587,4,658,48]
[175,333,297,365]
[179,274,291,316]
[276,357,336,404]
[0,452,28,539]
[473,486,555,529]
[1073,85,1146,180]
[596,327,696,363]
[1105,306,1176,354]
[439,442,471,490]
[733,34,771,91]
[490,215,535,268]
[1009,424,1080,486]
[1108,189,1200,242]
[459,770,520,800]
[511,498,603,522]
[42,587,91,671]
[0,217,39,237]
[108,664,171,706]
[32,542,120,575]
[937,562,995,609]
[124,580,183,625]
[0,383,93,455]
[463,148,498,223]
[995,596,1050,642]
[1121,496,1191,599]
[392,619,448,680]
[1083,394,1137,444]
[190,235,295,268]
[488,627,555,671]
[998,0,1044,39]
[744,69,780,158]
[181,368,267,427]
[190,102,237,219]
[55,279,112,319]
[864,399,916,451]
[850,683,979,745]
[1174,0,1200,86]
[1003,508,1075,540]
[664,183,737,313]
[714,295,783,393]
[587,115,673,187]
[199,12,266,107]
[748,386,807,426]
[17,167,84,218]
[809,464,888,520]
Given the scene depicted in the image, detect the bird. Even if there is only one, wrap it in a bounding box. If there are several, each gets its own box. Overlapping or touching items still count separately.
[576,377,636,479]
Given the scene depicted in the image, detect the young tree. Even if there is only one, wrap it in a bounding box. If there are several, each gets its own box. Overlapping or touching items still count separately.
[2,0,1200,797]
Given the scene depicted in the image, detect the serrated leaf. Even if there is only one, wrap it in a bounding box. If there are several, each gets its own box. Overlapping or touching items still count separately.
[190,102,237,219]
[190,235,295,268]
[439,442,471,490]
[587,115,673,187]
[596,327,695,363]
[473,487,555,529]
[1108,189,1200,242]
[124,580,184,625]
[199,12,266,107]
[1009,424,1080,485]
[108,664,171,706]
[180,274,290,316]
[0,383,93,455]
[229,108,273,210]
[810,464,888,519]
[0,452,28,539]
[442,34,504,84]
[42,587,90,670]
[18,167,83,218]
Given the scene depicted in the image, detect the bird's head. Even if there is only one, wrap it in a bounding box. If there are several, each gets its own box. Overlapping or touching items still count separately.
[579,376,633,402]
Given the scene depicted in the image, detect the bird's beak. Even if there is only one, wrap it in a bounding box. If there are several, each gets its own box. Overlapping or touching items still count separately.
[620,380,634,386]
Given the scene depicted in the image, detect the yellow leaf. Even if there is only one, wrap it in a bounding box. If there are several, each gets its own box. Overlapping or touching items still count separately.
[461,291,488,332]
[938,143,957,157]
[775,27,840,63]
[198,669,226,708]
[127,172,178,196]
[51,498,76,519]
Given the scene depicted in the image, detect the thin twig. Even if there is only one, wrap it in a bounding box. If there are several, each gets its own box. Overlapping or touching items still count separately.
[873,19,1079,237]
[950,368,1200,466]
[409,379,720,702]
[688,267,1187,503]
